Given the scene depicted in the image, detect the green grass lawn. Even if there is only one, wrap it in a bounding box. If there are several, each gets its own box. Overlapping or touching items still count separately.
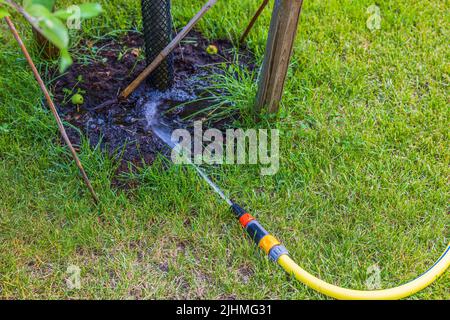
[0,0,449,299]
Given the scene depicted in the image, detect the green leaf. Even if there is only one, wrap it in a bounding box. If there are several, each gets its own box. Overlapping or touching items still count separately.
[54,3,102,20]
[59,48,73,73]
[27,4,69,49]
[0,7,10,19]
[22,0,33,10]
[19,1,102,73]
[29,0,55,11]
[52,7,72,20]
[78,3,102,19]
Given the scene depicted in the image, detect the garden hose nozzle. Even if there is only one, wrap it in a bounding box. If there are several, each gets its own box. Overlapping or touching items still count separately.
[231,203,289,262]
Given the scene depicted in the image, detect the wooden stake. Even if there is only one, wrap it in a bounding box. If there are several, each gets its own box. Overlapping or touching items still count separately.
[4,16,99,204]
[239,0,269,45]
[119,0,217,100]
[255,0,303,114]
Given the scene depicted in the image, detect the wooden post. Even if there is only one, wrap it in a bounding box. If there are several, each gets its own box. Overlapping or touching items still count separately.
[255,0,303,114]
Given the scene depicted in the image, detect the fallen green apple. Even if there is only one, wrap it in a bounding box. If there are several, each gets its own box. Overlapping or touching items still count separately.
[71,93,84,105]
[206,44,218,55]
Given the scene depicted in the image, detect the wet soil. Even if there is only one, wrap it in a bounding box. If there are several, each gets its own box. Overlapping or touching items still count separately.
[51,31,252,178]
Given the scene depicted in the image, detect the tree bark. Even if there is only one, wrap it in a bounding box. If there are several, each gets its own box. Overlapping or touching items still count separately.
[255,0,303,114]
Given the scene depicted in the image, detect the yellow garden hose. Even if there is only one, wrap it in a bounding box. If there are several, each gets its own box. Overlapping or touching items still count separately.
[277,244,450,300]
[231,203,449,300]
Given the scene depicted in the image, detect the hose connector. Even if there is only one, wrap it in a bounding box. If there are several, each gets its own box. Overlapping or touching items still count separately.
[268,245,289,262]
[259,235,281,254]
[230,203,288,262]
[246,220,269,245]
[231,203,247,218]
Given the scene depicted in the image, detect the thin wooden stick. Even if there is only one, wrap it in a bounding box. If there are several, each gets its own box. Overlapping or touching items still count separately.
[119,0,217,100]
[4,16,99,204]
[239,0,269,45]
